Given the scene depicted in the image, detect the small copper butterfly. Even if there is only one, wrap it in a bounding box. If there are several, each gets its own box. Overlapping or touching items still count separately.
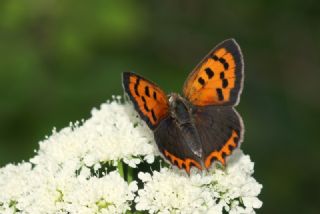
[122,39,244,173]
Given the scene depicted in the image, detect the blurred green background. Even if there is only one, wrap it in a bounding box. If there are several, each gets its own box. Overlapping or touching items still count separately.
[0,0,319,213]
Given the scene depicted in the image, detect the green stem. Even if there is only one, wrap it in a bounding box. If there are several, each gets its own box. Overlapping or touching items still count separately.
[118,160,125,178]
[127,166,134,183]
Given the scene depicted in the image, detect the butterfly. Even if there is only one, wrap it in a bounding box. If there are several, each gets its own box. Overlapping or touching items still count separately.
[122,39,244,174]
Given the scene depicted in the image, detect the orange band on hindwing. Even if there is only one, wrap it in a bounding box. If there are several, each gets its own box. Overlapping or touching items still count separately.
[163,150,202,174]
[204,130,239,168]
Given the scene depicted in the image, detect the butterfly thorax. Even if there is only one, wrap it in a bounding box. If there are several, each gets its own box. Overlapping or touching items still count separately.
[168,93,203,158]
[168,93,192,124]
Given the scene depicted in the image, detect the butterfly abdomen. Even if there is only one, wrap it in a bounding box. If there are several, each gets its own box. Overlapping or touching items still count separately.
[168,94,203,159]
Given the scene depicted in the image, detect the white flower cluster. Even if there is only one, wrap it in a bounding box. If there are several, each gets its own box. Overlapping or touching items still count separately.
[32,96,156,169]
[135,149,262,214]
[0,163,137,213]
[0,97,262,214]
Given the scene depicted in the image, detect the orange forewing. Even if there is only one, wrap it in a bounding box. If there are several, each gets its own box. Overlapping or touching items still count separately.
[123,72,169,129]
[183,39,243,106]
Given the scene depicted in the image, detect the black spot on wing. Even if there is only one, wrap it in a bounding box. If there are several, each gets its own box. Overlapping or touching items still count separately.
[145,86,150,97]
[223,62,229,70]
[151,109,157,121]
[141,96,150,112]
[220,72,225,79]
[216,88,224,101]
[153,91,157,100]
[219,57,226,64]
[134,78,140,96]
[220,71,228,88]
[144,103,150,112]
[205,68,214,79]
[212,54,219,61]
[198,77,205,86]
[222,79,228,88]
[219,58,229,70]
[141,96,146,103]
